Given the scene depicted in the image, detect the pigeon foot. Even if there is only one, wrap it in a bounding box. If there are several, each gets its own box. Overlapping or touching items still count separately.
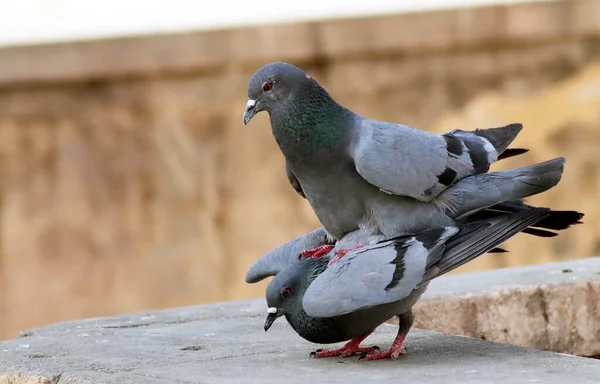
[299,245,335,259]
[358,333,407,361]
[310,330,376,358]
[310,345,380,359]
[328,243,366,266]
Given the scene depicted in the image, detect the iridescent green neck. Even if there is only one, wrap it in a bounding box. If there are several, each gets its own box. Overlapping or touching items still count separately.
[270,91,352,157]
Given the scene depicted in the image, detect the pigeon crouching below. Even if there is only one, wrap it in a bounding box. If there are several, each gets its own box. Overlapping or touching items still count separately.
[262,209,551,361]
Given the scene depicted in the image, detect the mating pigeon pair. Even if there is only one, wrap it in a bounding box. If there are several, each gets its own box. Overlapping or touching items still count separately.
[242,62,584,360]
[253,209,550,360]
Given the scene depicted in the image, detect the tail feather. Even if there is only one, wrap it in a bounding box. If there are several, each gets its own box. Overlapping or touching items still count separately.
[497,148,529,160]
[465,200,584,238]
[436,157,566,220]
[522,228,559,238]
[431,209,550,278]
[451,123,523,159]
[472,123,523,156]
[447,123,523,174]
[531,210,584,230]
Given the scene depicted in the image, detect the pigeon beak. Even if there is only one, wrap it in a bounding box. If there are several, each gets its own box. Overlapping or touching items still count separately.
[243,99,258,125]
[264,307,280,332]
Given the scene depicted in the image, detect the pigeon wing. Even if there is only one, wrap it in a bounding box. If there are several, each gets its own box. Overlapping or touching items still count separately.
[352,121,522,201]
[302,227,455,318]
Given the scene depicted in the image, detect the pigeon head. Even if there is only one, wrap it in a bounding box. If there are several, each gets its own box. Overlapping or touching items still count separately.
[263,258,325,332]
[243,62,317,125]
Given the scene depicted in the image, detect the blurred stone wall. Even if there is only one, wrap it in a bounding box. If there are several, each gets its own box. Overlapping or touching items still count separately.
[0,0,599,339]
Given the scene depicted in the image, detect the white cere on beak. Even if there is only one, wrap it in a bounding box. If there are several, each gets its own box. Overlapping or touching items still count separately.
[246,99,256,108]
[267,307,277,314]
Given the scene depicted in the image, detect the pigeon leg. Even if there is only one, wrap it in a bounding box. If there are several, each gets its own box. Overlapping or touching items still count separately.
[359,310,414,361]
[300,245,335,259]
[310,329,378,358]
[328,243,366,266]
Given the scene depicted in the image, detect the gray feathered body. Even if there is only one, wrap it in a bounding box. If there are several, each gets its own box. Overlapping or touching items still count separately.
[266,210,550,345]
[270,83,561,240]
[282,257,428,344]
[287,288,427,344]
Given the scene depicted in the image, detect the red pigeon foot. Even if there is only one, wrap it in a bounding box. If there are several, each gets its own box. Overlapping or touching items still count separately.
[328,243,366,266]
[310,330,377,358]
[358,332,408,361]
[300,245,335,259]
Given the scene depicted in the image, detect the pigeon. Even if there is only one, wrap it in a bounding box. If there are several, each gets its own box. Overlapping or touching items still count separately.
[242,62,577,256]
[262,209,550,361]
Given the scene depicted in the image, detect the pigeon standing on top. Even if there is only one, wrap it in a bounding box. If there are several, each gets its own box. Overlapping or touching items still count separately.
[262,209,550,361]
[242,62,575,257]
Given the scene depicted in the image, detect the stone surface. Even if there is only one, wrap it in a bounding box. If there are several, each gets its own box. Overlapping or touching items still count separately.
[1,0,600,341]
[1,299,600,384]
[412,259,600,357]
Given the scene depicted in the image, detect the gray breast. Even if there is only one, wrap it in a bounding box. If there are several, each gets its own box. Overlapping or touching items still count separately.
[287,286,429,344]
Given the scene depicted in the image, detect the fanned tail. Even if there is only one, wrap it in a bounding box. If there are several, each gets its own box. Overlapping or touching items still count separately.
[466,200,584,238]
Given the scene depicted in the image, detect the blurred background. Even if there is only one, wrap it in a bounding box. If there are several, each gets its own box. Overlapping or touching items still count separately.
[0,0,598,340]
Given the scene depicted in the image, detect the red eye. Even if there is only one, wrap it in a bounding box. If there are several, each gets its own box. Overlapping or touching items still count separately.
[282,287,292,297]
[262,82,273,91]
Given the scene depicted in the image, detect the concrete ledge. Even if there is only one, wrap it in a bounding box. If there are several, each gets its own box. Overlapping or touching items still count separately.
[0,0,599,86]
[412,258,600,357]
[1,299,599,384]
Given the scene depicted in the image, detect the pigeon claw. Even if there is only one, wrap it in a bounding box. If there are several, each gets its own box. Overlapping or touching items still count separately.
[309,331,377,359]
[357,333,408,361]
[299,245,335,259]
[357,346,407,361]
[310,345,381,359]
[328,243,367,266]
